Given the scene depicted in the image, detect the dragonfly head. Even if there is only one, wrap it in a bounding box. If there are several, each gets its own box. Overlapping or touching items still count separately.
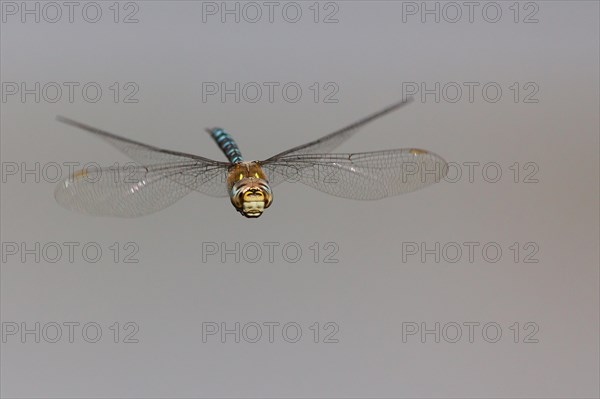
[230,178,273,218]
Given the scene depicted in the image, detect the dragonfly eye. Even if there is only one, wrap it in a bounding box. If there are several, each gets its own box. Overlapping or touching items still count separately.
[230,179,273,218]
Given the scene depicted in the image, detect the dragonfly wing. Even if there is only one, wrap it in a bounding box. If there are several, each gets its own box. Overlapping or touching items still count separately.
[167,163,230,198]
[261,149,447,200]
[56,116,229,166]
[56,117,231,197]
[263,99,412,160]
[55,162,229,217]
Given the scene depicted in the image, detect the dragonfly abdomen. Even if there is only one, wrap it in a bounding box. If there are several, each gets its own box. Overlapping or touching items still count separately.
[209,128,243,164]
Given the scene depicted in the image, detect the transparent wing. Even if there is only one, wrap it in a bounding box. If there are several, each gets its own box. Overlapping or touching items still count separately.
[261,149,447,200]
[56,116,230,197]
[56,116,230,167]
[55,161,229,217]
[171,163,230,198]
[263,99,412,160]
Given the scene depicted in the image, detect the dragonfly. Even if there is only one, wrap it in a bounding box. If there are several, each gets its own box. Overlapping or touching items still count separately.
[55,99,447,218]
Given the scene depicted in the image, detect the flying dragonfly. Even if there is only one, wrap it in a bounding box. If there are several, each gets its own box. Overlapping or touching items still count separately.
[55,99,447,218]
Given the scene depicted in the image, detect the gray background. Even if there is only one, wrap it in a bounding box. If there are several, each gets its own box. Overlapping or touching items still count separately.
[1,1,598,398]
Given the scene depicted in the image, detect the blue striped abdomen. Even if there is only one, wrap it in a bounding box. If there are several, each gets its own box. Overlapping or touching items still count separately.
[209,128,243,164]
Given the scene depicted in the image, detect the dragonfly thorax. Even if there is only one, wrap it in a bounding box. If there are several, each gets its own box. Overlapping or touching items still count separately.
[227,162,273,218]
